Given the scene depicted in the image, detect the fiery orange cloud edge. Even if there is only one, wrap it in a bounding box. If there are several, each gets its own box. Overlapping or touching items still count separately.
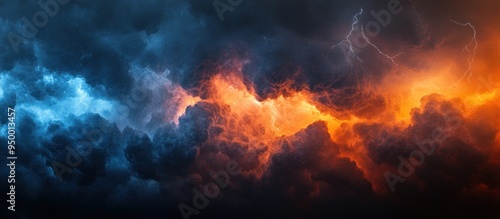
[165,32,500,194]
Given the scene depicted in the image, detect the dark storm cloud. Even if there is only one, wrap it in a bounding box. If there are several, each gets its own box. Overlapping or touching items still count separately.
[355,94,500,216]
[2,0,420,102]
[2,0,499,218]
[0,103,218,218]
[1,0,181,98]
[1,0,441,94]
[126,102,220,181]
[254,121,374,218]
[181,121,383,219]
[183,0,370,97]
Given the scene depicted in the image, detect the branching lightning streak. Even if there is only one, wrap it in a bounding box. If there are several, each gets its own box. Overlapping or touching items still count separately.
[76,81,89,109]
[451,20,478,83]
[361,27,403,66]
[333,9,402,65]
[332,8,364,63]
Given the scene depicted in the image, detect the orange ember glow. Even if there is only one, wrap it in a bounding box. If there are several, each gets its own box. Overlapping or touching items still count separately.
[166,85,201,124]
[167,66,500,193]
[208,74,342,137]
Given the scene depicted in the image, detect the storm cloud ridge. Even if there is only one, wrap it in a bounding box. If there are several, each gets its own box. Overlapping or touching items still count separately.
[1,0,500,218]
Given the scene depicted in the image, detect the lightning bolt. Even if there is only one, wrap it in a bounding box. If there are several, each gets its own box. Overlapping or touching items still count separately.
[332,9,402,65]
[361,27,403,65]
[76,82,89,109]
[332,8,364,63]
[451,20,478,83]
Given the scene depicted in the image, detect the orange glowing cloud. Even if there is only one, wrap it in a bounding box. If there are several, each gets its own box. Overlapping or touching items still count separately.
[166,32,500,193]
